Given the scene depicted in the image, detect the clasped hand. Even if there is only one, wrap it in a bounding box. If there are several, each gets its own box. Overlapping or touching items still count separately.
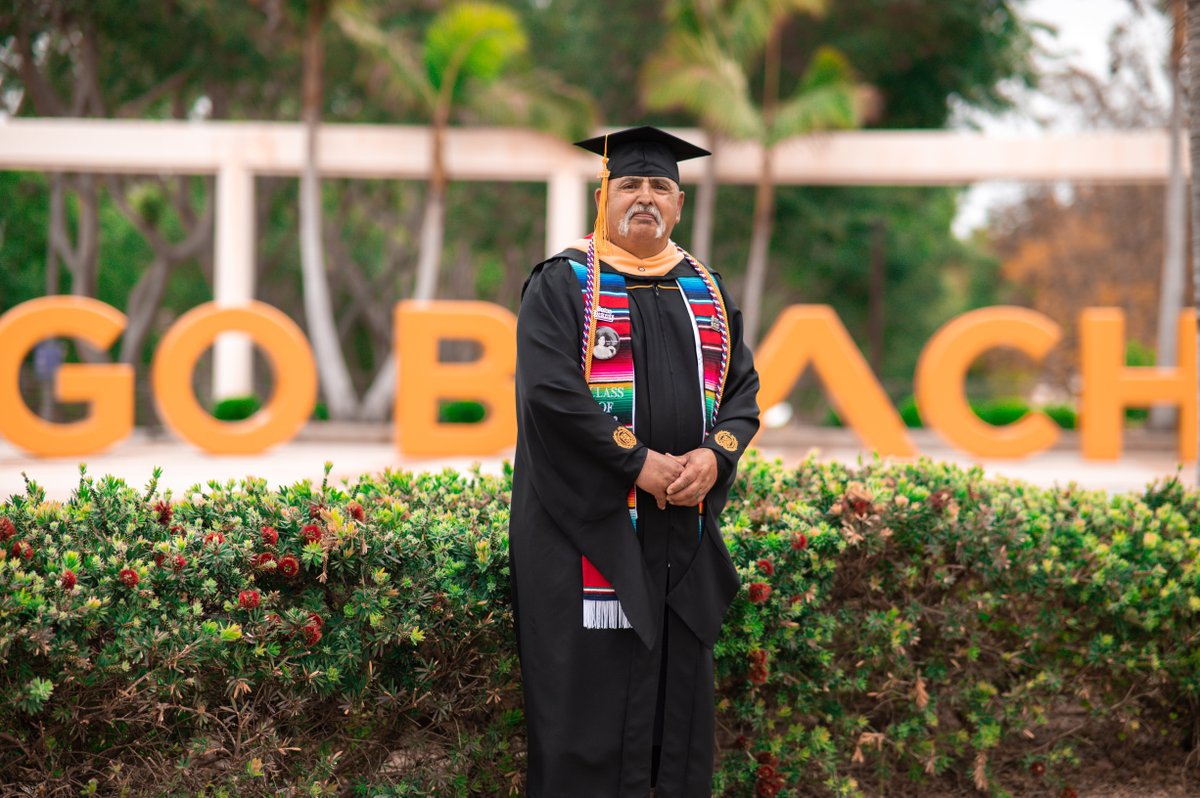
[635,448,718,510]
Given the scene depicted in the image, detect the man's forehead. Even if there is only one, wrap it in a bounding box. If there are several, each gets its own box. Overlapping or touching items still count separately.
[614,175,679,186]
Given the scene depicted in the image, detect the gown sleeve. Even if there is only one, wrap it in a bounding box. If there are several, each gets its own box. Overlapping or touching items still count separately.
[699,274,761,487]
[516,260,650,524]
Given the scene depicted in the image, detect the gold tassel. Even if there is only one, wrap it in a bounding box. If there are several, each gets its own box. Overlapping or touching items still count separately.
[592,134,611,257]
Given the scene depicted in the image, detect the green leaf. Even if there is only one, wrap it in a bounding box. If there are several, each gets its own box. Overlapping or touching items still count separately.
[424,3,527,94]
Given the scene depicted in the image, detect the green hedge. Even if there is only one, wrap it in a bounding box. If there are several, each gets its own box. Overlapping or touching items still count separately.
[1,458,1198,797]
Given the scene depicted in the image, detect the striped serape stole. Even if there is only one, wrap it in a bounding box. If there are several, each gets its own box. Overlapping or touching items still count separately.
[569,240,731,630]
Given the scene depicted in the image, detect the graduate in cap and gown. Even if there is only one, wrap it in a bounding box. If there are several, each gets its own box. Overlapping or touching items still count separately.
[509,126,761,797]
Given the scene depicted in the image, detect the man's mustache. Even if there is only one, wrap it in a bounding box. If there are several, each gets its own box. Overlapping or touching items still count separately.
[618,202,665,237]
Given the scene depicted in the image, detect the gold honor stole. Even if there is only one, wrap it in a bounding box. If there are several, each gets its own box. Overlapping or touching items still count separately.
[571,237,731,630]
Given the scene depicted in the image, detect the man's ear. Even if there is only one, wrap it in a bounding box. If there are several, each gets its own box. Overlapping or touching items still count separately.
[594,186,602,208]
[676,190,685,222]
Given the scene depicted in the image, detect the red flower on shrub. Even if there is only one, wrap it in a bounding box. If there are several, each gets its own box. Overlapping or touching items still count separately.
[748,664,769,685]
[277,555,300,578]
[734,735,750,750]
[308,503,325,520]
[306,611,324,629]
[10,541,33,561]
[748,582,771,604]
[204,531,225,546]
[300,524,322,545]
[1031,761,1046,778]
[61,570,77,590]
[846,484,873,517]
[154,552,166,567]
[173,554,186,572]
[748,649,767,667]
[929,489,952,514]
[260,525,278,546]
[119,568,139,588]
[254,552,278,570]
[753,752,784,797]
[0,517,15,542]
[756,558,775,576]
[792,531,808,550]
[347,501,365,522]
[153,500,172,526]
[1060,788,1077,798]
[302,624,322,646]
[238,590,260,609]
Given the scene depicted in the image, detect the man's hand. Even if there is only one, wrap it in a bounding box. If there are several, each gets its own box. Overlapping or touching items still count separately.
[636,450,685,510]
[665,448,718,507]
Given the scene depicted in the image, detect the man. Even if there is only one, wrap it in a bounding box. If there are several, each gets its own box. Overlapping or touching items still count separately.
[509,126,760,797]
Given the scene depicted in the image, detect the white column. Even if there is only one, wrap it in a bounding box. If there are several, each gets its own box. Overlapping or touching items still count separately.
[546,169,587,258]
[212,162,256,399]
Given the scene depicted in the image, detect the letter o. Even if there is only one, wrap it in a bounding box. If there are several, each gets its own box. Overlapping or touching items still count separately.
[152,302,317,454]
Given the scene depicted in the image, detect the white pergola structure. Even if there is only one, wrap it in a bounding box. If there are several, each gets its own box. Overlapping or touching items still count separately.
[0,119,1180,396]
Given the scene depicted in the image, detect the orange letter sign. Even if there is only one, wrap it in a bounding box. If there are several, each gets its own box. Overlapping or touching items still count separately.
[0,297,134,457]
[1080,308,1197,461]
[916,307,1062,458]
[755,305,914,456]
[152,302,317,454]
[395,301,517,457]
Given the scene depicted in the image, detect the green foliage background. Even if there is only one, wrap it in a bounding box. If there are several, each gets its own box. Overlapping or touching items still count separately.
[0,0,1035,420]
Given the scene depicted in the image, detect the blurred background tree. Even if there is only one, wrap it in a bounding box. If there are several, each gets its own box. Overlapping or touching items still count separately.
[4,0,1179,433]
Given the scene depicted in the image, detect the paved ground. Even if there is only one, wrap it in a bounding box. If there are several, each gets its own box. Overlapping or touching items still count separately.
[1,424,1193,500]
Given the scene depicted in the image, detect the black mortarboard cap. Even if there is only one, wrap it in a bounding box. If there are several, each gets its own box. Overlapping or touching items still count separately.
[574,125,710,183]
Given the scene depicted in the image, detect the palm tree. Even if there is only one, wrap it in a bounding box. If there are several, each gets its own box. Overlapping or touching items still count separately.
[335,1,594,419]
[299,0,361,419]
[643,0,860,346]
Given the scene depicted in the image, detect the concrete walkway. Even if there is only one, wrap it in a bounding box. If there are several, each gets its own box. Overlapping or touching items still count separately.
[0,424,1193,500]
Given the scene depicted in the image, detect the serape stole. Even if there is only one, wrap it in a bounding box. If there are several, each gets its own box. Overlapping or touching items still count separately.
[570,238,731,629]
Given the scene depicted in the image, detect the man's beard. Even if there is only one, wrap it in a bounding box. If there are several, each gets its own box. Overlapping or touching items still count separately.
[617,202,665,238]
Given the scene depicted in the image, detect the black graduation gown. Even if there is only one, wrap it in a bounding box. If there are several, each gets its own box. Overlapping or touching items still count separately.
[509,249,760,798]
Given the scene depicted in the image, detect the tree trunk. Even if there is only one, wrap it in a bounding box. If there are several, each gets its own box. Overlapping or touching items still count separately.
[741,22,783,349]
[361,110,451,422]
[119,255,172,365]
[1152,0,1187,430]
[1187,0,1200,484]
[412,115,449,301]
[45,174,63,296]
[299,0,359,419]
[690,132,719,264]
[742,144,775,349]
[67,174,100,300]
[65,174,106,364]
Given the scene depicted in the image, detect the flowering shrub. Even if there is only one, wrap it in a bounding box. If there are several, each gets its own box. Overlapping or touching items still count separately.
[0,457,1197,796]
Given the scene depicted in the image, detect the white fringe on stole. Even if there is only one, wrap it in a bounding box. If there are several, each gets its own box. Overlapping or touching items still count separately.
[583,597,633,629]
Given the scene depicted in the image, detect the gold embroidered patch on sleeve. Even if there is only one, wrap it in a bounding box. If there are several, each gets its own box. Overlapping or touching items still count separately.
[714,430,738,451]
[613,427,638,449]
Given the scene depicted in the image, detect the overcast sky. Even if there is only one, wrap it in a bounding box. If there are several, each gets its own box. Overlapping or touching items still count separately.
[952,0,1171,235]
